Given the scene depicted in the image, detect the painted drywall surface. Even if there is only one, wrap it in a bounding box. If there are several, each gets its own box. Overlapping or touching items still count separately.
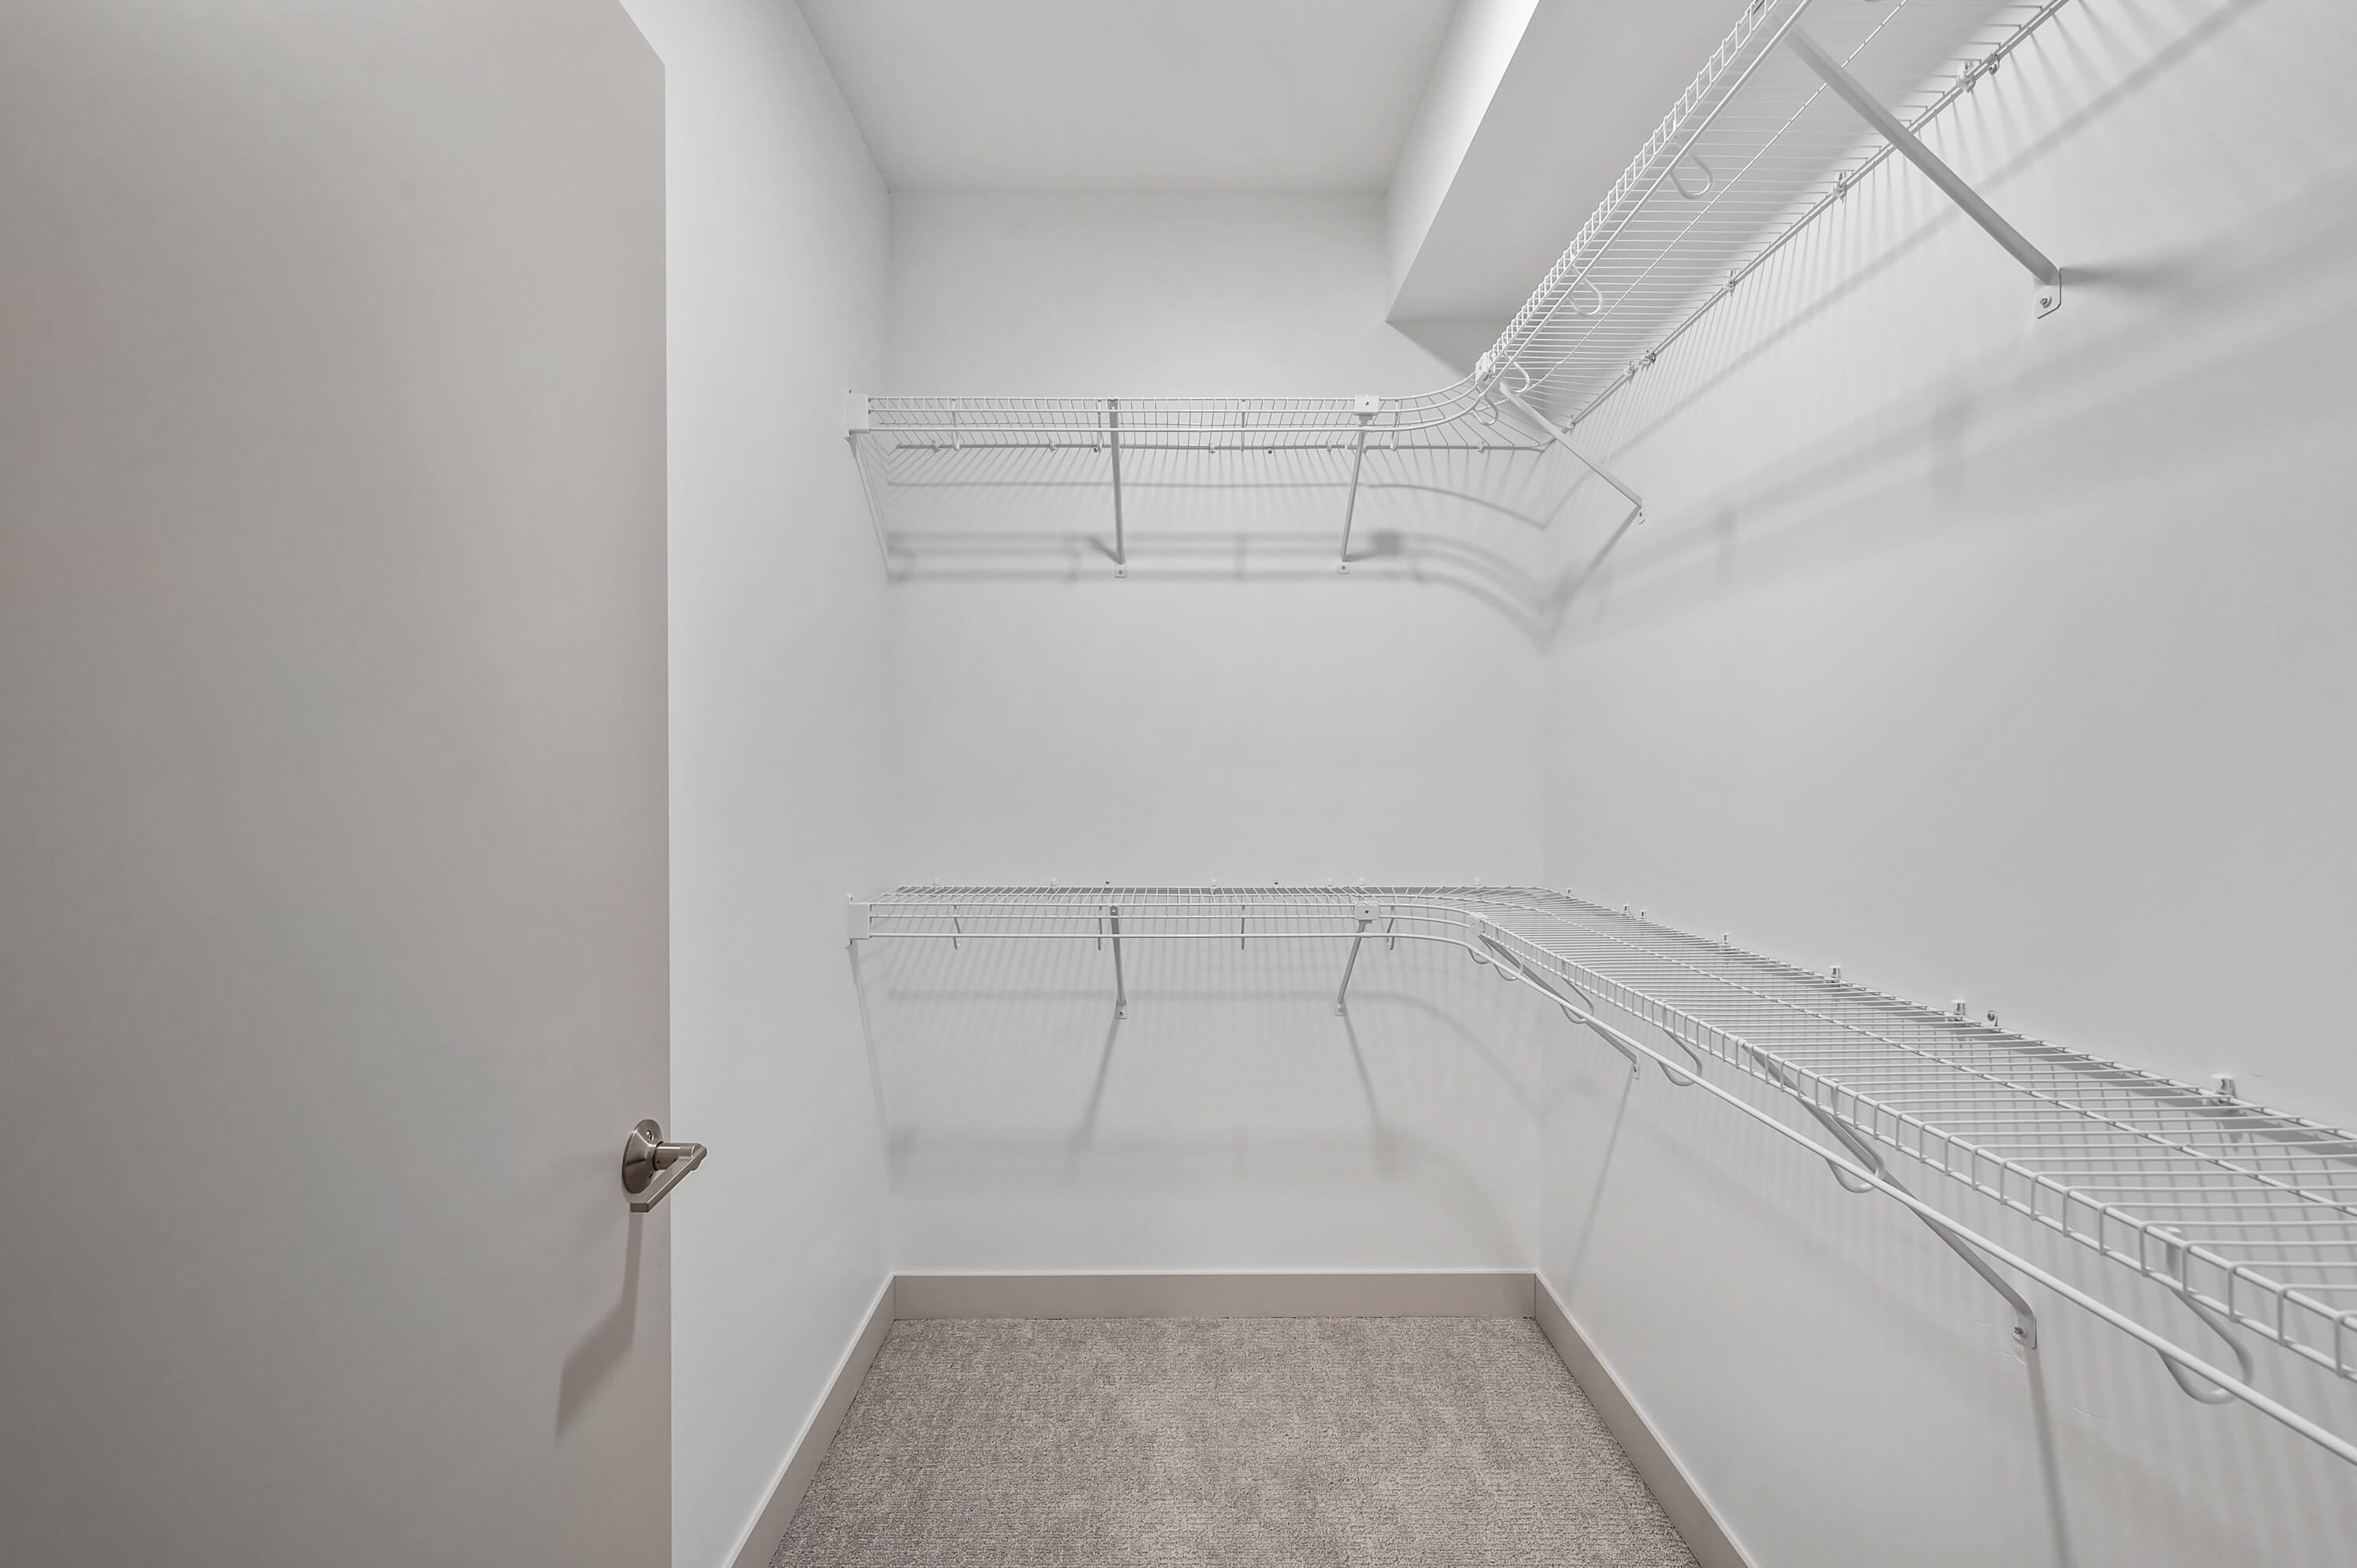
[1385,0,1540,298]
[864,929,1556,1274]
[883,192,1552,885]
[616,3,894,1566]
[0,5,669,1566]
[881,192,1550,1272]
[801,0,1455,193]
[1388,0,1739,355]
[1535,2,2357,1565]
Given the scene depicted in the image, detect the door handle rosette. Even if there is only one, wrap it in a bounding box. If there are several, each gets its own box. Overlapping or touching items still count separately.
[620,1119,705,1212]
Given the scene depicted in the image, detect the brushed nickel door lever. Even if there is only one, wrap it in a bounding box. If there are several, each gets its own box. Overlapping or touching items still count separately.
[620,1119,705,1212]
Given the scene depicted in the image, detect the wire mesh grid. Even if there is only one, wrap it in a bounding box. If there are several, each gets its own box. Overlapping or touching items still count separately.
[855,0,2080,540]
[857,884,2357,1394]
[1490,0,2071,426]
[863,386,1512,452]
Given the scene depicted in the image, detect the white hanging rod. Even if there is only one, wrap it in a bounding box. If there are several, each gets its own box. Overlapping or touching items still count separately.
[849,885,2357,1471]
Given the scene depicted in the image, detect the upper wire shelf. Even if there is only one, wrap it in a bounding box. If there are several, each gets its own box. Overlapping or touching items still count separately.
[849,885,2357,1467]
[849,0,2079,567]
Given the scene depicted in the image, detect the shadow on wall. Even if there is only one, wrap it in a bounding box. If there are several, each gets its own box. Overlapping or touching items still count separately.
[849,926,1570,1269]
[1537,2,2357,650]
[1558,168,2357,638]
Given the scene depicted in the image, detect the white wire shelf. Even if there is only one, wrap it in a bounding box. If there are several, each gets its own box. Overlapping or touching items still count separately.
[849,885,2357,1467]
[849,0,2079,568]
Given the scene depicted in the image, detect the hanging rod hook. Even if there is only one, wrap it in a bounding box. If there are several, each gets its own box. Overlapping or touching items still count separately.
[1564,1003,1643,1079]
[1657,1024,1709,1088]
[1478,934,1642,1085]
[1670,152,1716,200]
[1761,1054,1886,1194]
[1827,1152,1881,1195]
[2151,1233,2259,1403]
[1481,933,1540,988]
[1816,1115,1885,1194]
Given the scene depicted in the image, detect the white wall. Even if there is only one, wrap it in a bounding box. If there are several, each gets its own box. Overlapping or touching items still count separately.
[879,192,1552,1273]
[885,192,1549,881]
[1533,2,2357,1564]
[616,4,895,1566]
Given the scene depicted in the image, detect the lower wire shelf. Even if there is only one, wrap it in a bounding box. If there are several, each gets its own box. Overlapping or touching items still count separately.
[849,885,2357,1467]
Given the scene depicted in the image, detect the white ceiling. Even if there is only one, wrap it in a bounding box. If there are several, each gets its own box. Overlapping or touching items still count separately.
[799,0,1460,192]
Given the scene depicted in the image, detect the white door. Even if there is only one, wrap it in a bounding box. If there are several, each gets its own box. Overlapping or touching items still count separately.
[0,5,673,1565]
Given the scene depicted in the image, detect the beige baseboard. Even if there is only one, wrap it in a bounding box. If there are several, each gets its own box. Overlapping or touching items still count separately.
[724,1275,895,1568]
[1534,1275,1754,1568]
[728,1270,1741,1568]
[893,1269,1536,1320]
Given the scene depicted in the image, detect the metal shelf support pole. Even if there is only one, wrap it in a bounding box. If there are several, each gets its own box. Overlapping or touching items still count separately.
[844,394,895,573]
[1108,904,1128,1019]
[1334,908,1373,1013]
[1783,27,2062,317]
[1108,397,1127,577]
[1338,398,1378,573]
[1500,388,1645,523]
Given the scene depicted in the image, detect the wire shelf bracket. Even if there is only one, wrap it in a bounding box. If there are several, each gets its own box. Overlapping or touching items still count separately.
[1497,385,1647,526]
[847,885,2357,1476]
[1783,26,2062,317]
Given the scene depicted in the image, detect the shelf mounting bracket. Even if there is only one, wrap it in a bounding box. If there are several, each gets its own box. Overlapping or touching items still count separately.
[1499,388,1644,524]
[1783,27,2062,317]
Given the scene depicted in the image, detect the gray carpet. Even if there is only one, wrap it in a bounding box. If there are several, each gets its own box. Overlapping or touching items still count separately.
[772,1316,1698,1567]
